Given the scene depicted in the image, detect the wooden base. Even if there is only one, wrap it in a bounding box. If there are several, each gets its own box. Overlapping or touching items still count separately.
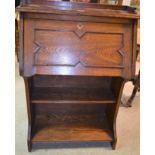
[24,75,124,151]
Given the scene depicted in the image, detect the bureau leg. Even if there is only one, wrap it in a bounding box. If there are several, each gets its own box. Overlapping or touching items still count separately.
[111,140,117,150]
[24,78,33,152]
[125,84,139,107]
[109,78,125,150]
[27,125,32,152]
[122,71,140,107]
[28,140,32,152]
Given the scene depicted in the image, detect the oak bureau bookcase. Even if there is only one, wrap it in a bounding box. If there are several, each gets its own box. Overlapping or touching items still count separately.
[16,0,139,152]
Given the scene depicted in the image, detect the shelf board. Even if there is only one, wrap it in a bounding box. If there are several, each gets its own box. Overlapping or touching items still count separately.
[32,113,113,143]
[31,100,115,104]
[31,87,115,104]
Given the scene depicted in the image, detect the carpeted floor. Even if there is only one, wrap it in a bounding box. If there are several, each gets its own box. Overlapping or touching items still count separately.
[15,62,139,155]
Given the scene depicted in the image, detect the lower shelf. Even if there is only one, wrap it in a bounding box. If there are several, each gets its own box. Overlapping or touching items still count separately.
[32,113,113,143]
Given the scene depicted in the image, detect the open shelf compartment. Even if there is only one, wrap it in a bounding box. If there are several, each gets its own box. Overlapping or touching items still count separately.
[31,75,116,104]
[28,75,121,145]
[32,103,113,143]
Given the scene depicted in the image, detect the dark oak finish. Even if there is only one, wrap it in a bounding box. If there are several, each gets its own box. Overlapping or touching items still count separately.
[17,0,138,152]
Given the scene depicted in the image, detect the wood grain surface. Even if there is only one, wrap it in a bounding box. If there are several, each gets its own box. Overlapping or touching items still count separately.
[17,0,138,151]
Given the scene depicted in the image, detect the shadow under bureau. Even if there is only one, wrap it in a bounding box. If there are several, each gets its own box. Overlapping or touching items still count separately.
[16,0,139,152]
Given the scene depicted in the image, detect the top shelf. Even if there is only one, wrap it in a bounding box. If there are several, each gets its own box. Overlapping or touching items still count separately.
[31,75,116,104]
[16,0,139,19]
[31,86,116,104]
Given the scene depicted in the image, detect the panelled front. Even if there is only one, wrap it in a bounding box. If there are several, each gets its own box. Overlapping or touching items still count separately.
[23,18,133,78]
